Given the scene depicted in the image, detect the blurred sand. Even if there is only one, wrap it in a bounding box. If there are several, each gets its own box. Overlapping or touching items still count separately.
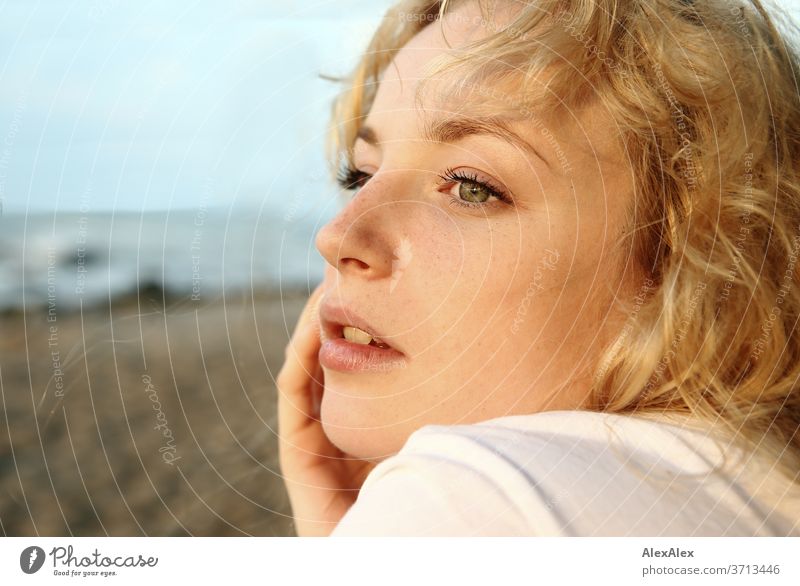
[0,288,311,536]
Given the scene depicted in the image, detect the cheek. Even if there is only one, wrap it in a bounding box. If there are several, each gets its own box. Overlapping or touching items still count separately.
[477,223,567,315]
[382,208,481,311]
[468,220,581,352]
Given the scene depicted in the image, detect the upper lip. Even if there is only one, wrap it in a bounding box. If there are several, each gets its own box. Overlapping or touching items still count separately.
[319,299,403,353]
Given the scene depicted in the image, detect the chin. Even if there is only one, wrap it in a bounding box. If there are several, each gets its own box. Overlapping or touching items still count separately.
[319,391,408,462]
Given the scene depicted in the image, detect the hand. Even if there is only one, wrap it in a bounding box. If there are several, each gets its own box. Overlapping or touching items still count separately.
[277,283,378,536]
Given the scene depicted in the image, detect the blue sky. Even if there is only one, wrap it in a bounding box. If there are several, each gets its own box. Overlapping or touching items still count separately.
[0,0,394,215]
[0,0,798,216]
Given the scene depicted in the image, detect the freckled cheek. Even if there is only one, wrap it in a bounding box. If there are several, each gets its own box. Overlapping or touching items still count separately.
[483,230,562,292]
[482,238,568,328]
[402,214,468,286]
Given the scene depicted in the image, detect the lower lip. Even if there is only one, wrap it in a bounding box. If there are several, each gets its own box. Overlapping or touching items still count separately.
[319,338,408,373]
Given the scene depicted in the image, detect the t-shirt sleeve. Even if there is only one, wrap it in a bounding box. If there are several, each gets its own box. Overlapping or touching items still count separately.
[330,431,534,536]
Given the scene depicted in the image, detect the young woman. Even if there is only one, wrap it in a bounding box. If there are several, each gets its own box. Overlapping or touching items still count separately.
[277,0,800,536]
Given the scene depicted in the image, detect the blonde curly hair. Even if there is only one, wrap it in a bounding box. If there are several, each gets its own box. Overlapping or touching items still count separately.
[327,0,800,488]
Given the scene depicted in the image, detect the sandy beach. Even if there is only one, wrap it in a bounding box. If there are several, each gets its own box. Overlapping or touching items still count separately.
[0,288,311,536]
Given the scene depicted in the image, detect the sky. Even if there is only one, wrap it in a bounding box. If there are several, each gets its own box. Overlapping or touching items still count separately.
[0,0,798,216]
[0,0,395,216]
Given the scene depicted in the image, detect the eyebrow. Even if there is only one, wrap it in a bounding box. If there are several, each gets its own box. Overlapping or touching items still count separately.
[355,115,551,170]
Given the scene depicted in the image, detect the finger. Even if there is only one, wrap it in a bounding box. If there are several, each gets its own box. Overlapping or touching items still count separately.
[293,282,325,338]
[309,359,324,420]
[277,282,323,407]
[278,285,325,436]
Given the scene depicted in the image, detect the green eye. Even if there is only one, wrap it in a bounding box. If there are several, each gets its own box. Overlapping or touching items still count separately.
[459,181,493,204]
[438,167,513,210]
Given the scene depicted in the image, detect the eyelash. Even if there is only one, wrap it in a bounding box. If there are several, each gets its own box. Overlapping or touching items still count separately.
[336,166,371,191]
[437,167,512,209]
[335,165,513,210]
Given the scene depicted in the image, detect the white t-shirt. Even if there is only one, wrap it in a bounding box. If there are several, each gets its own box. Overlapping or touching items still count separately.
[331,410,799,536]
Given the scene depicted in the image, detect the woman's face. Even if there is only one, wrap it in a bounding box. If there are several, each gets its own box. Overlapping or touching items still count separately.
[314,3,636,460]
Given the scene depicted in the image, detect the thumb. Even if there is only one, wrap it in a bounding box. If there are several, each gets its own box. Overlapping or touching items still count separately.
[310,360,324,421]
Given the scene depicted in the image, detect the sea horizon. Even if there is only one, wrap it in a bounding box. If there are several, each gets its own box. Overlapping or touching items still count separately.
[0,206,326,311]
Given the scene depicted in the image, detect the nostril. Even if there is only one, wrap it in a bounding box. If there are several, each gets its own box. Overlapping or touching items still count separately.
[339,257,369,270]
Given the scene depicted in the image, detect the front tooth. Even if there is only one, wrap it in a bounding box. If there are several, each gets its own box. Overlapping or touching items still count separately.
[343,326,373,345]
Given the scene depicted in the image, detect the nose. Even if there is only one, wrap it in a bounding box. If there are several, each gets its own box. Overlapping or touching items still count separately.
[315,175,398,280]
